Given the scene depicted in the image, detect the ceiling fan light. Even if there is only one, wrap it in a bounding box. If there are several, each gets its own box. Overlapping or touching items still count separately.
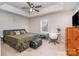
[30,8,33,12]
[30,8,35,12]
[33,9,35,12]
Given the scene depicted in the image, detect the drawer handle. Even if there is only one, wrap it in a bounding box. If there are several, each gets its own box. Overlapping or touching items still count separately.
[73,49,76,51]
[73,49,78,51]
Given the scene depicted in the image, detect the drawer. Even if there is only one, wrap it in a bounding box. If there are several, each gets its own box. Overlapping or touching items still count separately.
[76,49,79,56]
[75,38,79,49]
[67,49,77,56]
[75,29,79,36]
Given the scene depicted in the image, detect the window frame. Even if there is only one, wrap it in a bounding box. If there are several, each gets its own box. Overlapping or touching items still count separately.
[40,19,48,33]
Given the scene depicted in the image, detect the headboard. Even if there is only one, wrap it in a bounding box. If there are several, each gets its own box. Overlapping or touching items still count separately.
[3,29,27,40]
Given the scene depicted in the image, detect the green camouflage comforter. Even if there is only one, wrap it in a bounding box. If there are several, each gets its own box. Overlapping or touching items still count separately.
[4,33,39,52]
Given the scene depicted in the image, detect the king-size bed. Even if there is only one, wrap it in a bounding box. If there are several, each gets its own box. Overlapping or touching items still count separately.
[3,29,40,52]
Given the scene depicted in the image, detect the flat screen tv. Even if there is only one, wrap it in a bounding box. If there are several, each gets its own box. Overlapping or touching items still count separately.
[72,11,79,26]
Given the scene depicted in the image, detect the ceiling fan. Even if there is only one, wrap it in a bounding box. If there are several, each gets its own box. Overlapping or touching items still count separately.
[22,2,42,12]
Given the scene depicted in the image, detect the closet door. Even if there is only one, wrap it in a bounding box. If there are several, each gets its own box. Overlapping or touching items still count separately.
[67,28,76,56]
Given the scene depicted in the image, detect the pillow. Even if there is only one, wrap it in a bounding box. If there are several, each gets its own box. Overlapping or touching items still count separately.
[15,31,20,35]
[10,32,16,35]
[20,31,26,34]
[5,32,10,35]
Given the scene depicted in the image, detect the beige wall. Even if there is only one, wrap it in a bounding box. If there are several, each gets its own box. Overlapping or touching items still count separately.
[29,11,73,42]
[0,10,29,37]
[74,3,79,14]
[29,18,40,33]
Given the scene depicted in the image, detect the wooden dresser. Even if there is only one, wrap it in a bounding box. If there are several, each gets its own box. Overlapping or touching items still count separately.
[66,27,79,56]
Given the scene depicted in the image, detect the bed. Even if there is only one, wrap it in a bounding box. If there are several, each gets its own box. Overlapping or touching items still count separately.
[3,29,40,52]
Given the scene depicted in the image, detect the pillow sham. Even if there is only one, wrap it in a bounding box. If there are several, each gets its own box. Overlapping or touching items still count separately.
[10,32,16,35]
[15,31,20,35]
[20,31,26,34]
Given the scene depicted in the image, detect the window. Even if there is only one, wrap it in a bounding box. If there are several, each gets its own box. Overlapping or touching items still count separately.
[40,19,48,33]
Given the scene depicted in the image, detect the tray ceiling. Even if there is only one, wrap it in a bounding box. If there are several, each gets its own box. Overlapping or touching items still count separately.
[0,2,77,18]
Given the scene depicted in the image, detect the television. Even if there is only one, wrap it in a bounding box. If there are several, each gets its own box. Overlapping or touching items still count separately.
[72,11,79,26]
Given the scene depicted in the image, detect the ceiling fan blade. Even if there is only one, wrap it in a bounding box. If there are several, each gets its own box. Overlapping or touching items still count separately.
[35,5,42,8]
[27,2,31,7]
[34,9,40,12]
[21,7,29,9]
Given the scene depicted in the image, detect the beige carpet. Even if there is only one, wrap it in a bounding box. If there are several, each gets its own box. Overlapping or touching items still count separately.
[1,40,66,56]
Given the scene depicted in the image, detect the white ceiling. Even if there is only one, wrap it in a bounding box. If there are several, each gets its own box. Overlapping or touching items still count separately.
[6,2,58,9]
[0,2,78,18]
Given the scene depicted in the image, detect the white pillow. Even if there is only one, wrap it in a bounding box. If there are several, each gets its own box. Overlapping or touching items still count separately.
[16,31,20,35]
